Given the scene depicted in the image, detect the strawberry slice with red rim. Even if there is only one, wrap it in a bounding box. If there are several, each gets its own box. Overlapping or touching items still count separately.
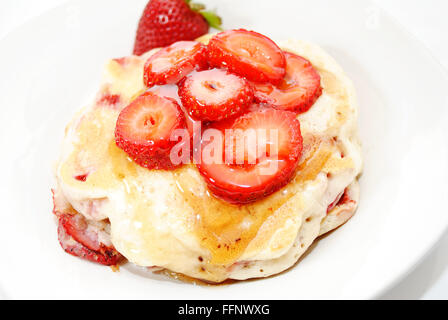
[207,29,286,84]
[197,107,303,204]
[253,52,322,113]
[149,84,200,159]
[57,217,122,266]
[115,92,186,170]
[59,213,106,253]
[143,41,207,88]
[133,0,221,56]
[53,189,122,266]
[178,68,254,122]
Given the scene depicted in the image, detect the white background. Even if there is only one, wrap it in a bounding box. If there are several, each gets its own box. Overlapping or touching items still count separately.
[0,0,446,299]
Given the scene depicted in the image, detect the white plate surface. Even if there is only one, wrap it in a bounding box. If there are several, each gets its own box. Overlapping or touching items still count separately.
[0,0,447,299]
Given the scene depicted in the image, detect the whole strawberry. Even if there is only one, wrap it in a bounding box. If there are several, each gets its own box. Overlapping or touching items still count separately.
[133,0,222,56]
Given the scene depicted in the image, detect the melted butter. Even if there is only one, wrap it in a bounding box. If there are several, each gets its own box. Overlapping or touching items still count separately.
[174,136,333,265]
[107,141,138,180]
[293,135,333,182]
[175,167,293,265]
[60,107,139,190]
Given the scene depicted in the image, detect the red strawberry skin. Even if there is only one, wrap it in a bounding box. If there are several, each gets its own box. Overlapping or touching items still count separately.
[197,107,303,204]
[178,68,254,122]
[253,52,322,113]
[133,0,209,56]
[199,159,298,205]
[52,190,123,266]
[57,218,122,266]
[115,92,186,170]
[143,41,208,87]
[207,29,286,84]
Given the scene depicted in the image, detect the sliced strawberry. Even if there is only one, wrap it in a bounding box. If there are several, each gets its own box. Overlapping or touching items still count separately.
[197,107,303,204]
[178,69,254,122]
[225,106,303,162]
[115,92,186,170]
[253,52,322,113]
[198,159,299,204]
[53,189,123,266]
[149,84,200,160]
[57,217,122,266]
[148,84,181,104]
[207,29,286,84]
[74,173,88,182]
[149,85,198,137]
[143,41,207,88]
[133,0,221,56]
[98,93,121,106]
[59,213,103,253]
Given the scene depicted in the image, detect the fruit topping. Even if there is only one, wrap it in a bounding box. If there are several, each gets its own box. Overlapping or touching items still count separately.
[57,216,122,266]
[133,0,222,56]
[52,189,122,266]
[143,41,207,87]
[97,93,121,106]
[148,84,199,137]
[207,29,286,84]
[115,92,186,170]
[197,107,303,204]
[112,57,128,66]
[178,68,254,121]
[59,213,107,254]
[253,52,322,113]
[74,174,88,182]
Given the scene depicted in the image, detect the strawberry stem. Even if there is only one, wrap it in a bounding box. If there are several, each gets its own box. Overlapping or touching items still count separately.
[190,3,206,11]
[185,0,223,31]
[200,11,223,30]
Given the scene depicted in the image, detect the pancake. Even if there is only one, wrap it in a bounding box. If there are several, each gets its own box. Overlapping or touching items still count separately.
[54,35,362,282]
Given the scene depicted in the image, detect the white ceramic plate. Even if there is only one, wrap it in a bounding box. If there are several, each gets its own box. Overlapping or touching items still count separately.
[0,0,447,299]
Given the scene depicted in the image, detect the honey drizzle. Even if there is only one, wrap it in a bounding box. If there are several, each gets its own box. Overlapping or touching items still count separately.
[60,108,140,190]
[107,140,138,180]
[174,134,333,265]
[56,49,352,280]
[293,135,332,183]
[60,100,334,270]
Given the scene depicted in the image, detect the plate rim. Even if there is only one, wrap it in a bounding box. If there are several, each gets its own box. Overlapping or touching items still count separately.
[0,0,447,300]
